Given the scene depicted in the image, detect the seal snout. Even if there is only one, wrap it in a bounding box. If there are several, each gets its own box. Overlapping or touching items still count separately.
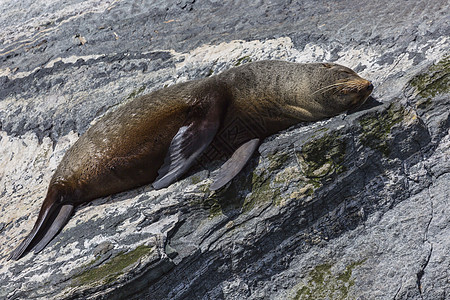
[363,80,374,98]
[355,79,373,95]
[358,79,372,90]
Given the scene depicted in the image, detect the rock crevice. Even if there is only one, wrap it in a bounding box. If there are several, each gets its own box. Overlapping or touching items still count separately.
[1,0,449,299]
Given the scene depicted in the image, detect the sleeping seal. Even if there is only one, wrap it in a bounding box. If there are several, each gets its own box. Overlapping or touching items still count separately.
[9,60,373,260]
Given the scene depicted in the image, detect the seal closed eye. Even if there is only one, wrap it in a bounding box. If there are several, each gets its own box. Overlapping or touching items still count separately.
[9,60,373,260]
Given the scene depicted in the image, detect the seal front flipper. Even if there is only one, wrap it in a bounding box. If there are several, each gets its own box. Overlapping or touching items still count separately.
[8,186,74,260]
[152,121,219,189]
[153,90,227,189]
[210,138,260,191]
[152,111,222,190]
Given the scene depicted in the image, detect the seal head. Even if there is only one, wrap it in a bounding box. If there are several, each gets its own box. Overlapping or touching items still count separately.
[311,63,373,112]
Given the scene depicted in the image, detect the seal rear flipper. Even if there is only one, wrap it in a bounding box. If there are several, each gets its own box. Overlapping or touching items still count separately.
[210,138,260,191]
[8,188,74,260]
[31,204,74,254]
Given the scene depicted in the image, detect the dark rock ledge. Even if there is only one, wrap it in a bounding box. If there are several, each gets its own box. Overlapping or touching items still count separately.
[0,0,448,299]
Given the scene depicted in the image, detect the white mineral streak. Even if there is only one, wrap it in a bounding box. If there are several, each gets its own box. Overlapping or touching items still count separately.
[0,0,120,53]
[1,34,448,258]
[0,30,448,298]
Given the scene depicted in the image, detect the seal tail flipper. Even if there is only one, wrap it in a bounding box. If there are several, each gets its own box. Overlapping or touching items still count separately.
[8,187,74,260]
[210,138,260,191]
[153,89,227,189]
[31,204,74,254]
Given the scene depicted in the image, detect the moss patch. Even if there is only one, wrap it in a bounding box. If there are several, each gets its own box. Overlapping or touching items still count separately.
[193,180,247,218]
[292,260,365,300]
[410,56,450,99]
[206,68,215,77]
[126,85,146,99]
[190,175,201,185]
[243,151,291,211]
[296,133,347,195]
[72,245,153,286]
[235,55,252,66]
[200,133,347,213]
[243,177,282,212]
[308,127,330,140]
[358,104,404,157]
[298,133,347,178]
[200,194,226,218]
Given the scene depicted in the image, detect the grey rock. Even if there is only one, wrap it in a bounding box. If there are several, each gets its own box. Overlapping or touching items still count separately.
[0,0,449,299]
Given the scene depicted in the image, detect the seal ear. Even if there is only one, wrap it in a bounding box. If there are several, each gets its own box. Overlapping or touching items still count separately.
[153,90,227,189]
[8,187,74,260]
[210,138,260,191]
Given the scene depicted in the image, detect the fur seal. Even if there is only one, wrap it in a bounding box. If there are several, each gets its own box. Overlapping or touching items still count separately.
[9,60,373,260]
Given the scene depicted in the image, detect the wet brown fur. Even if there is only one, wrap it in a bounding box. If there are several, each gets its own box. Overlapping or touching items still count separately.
[10,60,373,260]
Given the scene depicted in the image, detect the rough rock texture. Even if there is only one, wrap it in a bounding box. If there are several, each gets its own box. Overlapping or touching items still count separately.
[0,0,449,299]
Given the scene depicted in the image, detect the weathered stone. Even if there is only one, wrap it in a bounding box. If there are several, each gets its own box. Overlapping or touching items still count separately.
[0,0,449,299]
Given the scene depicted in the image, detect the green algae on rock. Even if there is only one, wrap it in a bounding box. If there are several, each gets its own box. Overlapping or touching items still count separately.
[409,56,450,99]
[72,245,154,286]
[234,55,253,66]
[295,132,347,197]
[358,104,405,157]
[126,85,147,100]
[292,259,366,300]
[242,151,292,211]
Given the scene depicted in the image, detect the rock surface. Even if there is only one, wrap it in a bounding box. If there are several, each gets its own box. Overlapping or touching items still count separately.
[0,0,449,299]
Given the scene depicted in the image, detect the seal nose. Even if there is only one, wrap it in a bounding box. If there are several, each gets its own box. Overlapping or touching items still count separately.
[367,82,374,92]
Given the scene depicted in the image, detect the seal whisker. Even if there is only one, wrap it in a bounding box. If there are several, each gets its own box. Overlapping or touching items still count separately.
[335,80,367,94]
[310,82,349,96]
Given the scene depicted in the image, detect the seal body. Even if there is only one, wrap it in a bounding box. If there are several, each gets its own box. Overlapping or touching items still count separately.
[9,60,373,260]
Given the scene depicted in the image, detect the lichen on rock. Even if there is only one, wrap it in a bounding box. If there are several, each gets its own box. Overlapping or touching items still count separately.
[358,104,405,157]
[72,245,154,287]
[409,56,450,99]
[296,132,347,186]
[0,0,449,299]
[291,260,365,300]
